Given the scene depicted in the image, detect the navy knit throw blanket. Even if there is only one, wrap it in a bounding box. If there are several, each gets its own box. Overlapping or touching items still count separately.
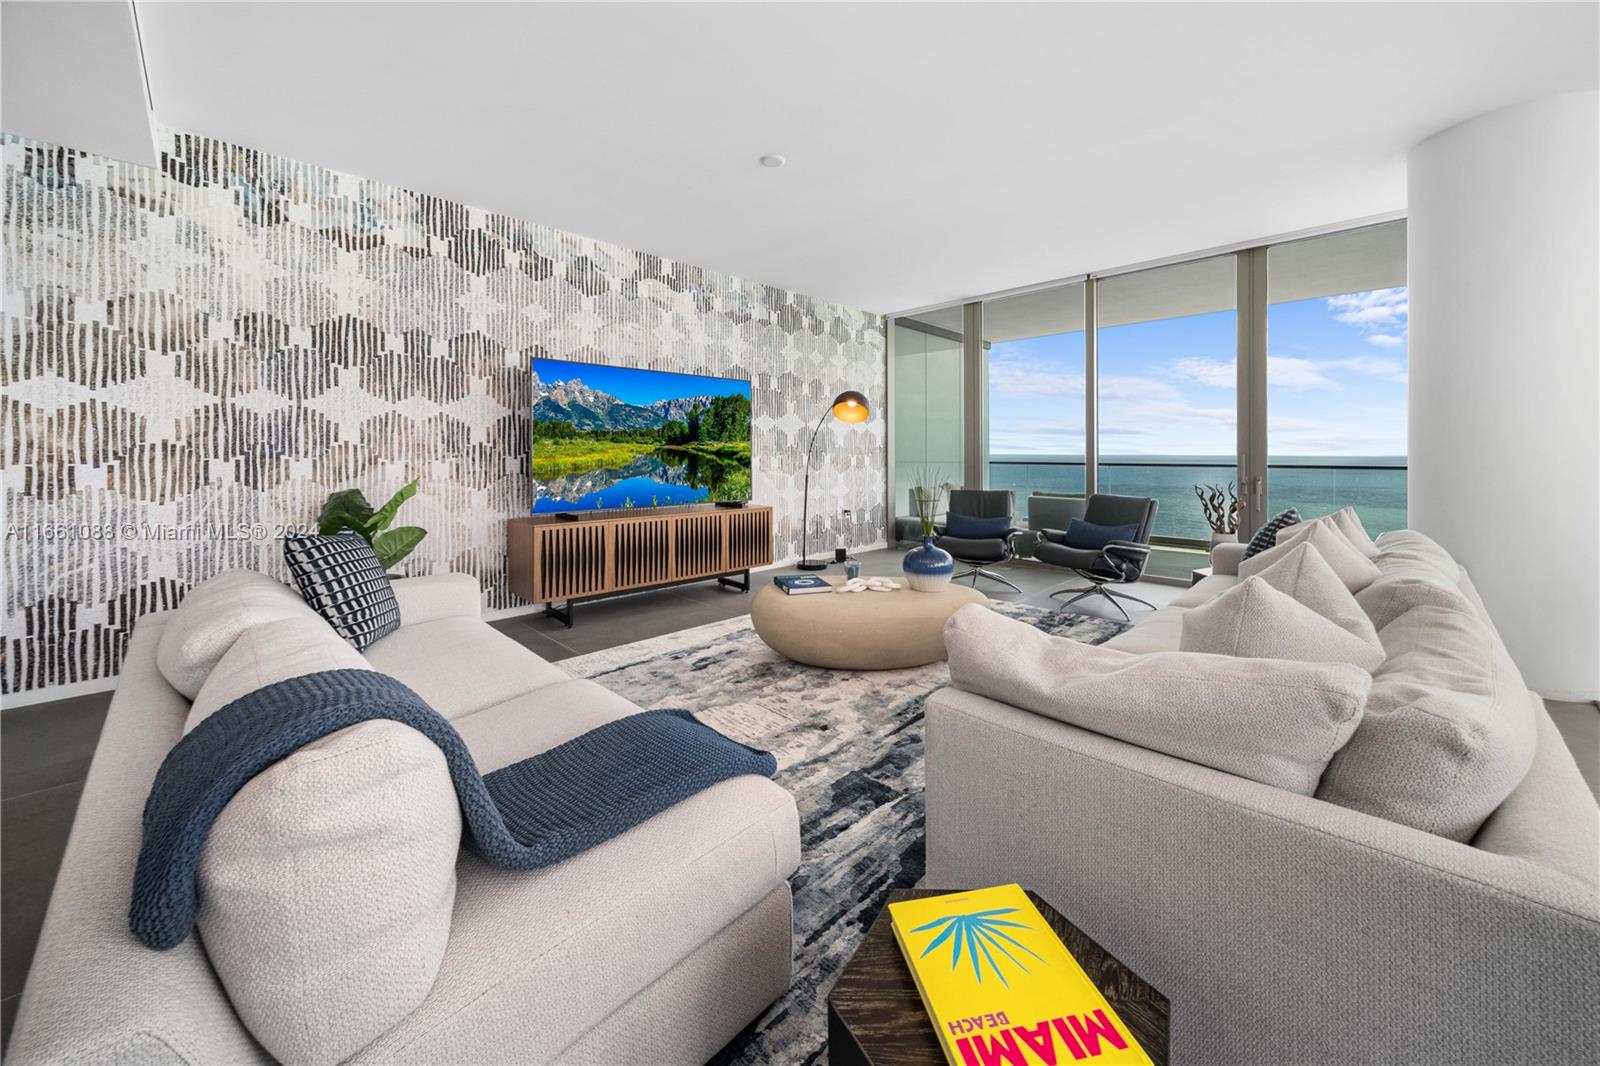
[130,668,777,950]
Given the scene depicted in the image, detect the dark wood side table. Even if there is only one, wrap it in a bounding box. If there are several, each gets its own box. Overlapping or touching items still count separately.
[827,888,1169,1066]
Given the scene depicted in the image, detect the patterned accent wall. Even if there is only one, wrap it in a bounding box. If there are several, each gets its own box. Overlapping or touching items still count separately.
[1,132,886,697]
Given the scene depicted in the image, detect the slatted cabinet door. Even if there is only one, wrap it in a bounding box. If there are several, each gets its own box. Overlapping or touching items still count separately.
[674,512,726,579]
[531,521,609,603]
[612,516,675,590]
[728,508,773,571]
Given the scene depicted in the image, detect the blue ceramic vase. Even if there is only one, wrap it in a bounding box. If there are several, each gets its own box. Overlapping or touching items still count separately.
[902,535,955,592]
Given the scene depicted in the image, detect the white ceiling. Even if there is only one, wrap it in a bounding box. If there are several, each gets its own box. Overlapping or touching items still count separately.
[1,2,157,167]
[93,3,1600,312]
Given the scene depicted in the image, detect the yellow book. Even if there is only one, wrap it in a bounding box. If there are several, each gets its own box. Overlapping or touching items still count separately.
[888,884,1151,1066]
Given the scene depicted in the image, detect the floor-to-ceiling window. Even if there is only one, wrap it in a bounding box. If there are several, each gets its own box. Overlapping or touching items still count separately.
[1265,222,1408,533]
[887,219,1408,570]
[1095,255,1237,544]
[891,317,964,530]
[983,283,1086,520]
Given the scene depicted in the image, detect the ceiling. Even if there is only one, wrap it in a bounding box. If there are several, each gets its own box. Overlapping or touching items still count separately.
[12,3,1600,314]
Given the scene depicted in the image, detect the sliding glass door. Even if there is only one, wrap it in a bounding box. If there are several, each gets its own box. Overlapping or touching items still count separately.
[1264,222,1408,533]
[1095,255,1237,543]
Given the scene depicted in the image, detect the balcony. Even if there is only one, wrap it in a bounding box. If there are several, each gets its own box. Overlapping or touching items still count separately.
[987,458,1407,577]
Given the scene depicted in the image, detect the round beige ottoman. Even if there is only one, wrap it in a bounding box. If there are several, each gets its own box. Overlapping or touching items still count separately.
[750,576,989,670]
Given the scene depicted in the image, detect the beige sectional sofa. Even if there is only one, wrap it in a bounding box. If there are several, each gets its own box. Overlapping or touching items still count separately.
[926,524,1600,1065]
[10,572,800,1065]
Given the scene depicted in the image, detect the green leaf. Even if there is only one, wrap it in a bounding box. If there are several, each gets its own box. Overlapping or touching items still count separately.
[318,489,373,536]
[371,526,427,570]
[368,480,418,534]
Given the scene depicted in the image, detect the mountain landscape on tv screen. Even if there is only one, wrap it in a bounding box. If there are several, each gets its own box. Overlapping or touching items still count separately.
[530,362,752,512]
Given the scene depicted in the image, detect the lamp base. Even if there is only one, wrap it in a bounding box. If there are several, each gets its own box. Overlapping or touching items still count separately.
[795,559,828,571]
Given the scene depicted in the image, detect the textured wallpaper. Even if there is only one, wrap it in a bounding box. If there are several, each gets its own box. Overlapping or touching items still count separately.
[1,132,886,697]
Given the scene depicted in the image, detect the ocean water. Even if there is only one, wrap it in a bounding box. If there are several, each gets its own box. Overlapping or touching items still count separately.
[986,454,1408,542]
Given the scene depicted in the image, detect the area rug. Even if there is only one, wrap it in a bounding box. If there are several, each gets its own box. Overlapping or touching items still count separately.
[560,602,1131,1066]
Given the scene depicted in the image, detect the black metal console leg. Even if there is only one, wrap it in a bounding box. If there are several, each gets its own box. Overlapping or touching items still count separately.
[717,569,751,593]
[543,600,573,628]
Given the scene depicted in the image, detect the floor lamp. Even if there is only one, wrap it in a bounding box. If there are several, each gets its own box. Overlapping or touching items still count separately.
[797,390,871,570]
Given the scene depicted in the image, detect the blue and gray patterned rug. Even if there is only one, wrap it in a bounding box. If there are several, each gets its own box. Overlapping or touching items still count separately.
[561,602,1130,1066]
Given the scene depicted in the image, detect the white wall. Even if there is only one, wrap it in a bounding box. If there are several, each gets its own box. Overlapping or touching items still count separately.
[1408,91,1600,700]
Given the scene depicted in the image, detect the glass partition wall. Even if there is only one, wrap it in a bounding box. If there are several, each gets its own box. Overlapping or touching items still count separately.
[890,219,1408,569]
[891,318,964,538]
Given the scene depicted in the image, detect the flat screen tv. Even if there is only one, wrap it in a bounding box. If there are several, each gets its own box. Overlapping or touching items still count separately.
[530,358,753,513]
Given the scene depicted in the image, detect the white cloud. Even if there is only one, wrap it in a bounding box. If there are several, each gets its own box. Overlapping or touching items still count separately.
[1166,357,1235,388]
[1266,356,1338,390]
[987,354,1085,397]
[1328,287,1409,348]
[1325,355,1407,382]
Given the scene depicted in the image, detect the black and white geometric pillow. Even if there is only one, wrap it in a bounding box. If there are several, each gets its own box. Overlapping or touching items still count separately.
[1240,508,1302,562]
[282,532,401,650]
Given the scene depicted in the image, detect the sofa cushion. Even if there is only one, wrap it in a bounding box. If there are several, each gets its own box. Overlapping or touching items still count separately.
[188,619,459,1066]
[1180,578,1386,672]
[1317,604,1538,842]
[284,532,402,650]
[1245,542,1383,650]
[156,569,327,698]
[945,604,1370,794]
[1169,573,1238,608]
[184,614,370,733]
[1472,695,1600,890]
[350,687,801,1064]
[1101,604,1188,654]
[364,616,572,719]
[390,572,483,626]
[1374,529,1460,582]
[1355,571,1474,631]
[1242,520,1380,593]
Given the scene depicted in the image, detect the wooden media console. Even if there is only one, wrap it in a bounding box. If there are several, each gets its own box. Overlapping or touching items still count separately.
[507,504,774,626]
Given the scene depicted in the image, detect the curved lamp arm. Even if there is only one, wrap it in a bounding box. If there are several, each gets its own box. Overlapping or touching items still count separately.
[798,391,869,566]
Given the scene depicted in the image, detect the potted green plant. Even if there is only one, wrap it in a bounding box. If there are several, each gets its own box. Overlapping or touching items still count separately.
[318,480,428,571]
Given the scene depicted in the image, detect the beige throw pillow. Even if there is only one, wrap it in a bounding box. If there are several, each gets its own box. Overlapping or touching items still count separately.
[1329,506,1381,558]
[1243,542,1382,651]
[944,604,1371,794]
[1180,577,1386,672]
[187,618,460,1065]
[156,569,326,698]
[1242,520,1380,593]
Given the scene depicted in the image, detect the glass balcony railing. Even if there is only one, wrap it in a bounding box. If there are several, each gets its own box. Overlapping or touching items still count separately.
[988,458,1408,545]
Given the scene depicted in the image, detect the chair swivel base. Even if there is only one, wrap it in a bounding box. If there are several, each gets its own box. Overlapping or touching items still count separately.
[954,565,1022,593]
[1049,578,1156,621]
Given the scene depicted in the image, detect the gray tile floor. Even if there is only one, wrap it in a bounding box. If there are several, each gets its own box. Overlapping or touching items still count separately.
[1,546,1595,1049]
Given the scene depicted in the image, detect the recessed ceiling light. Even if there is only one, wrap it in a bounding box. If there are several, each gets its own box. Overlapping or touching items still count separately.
[759,154,787,168]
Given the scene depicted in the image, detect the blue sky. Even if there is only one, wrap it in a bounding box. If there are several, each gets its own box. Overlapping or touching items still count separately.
[533,358,750,406]
[987,287,1408,457]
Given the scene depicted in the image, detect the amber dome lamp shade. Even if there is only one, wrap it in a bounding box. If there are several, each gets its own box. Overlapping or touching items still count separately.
[830,391,871,424]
